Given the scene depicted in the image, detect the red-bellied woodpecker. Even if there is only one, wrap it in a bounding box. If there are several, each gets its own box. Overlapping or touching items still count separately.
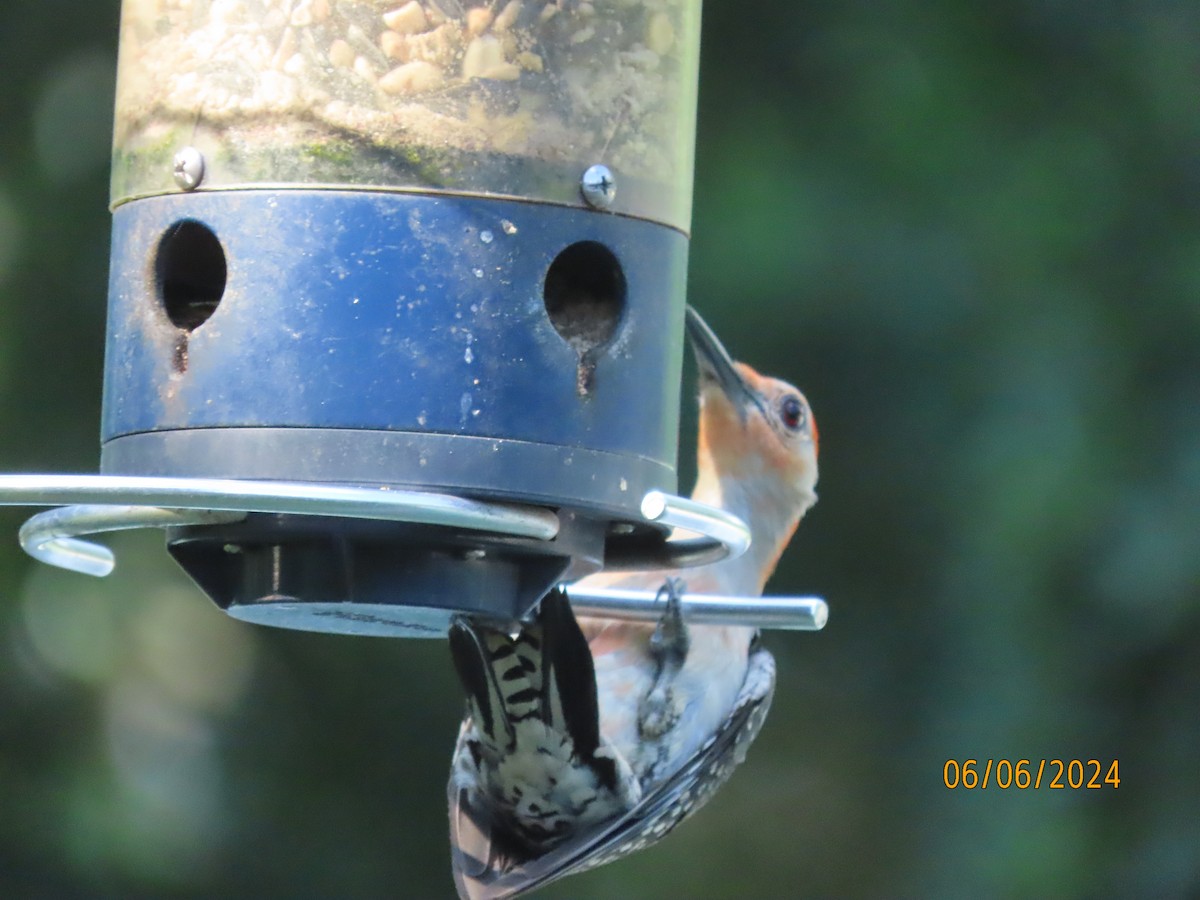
[447,306,820,898]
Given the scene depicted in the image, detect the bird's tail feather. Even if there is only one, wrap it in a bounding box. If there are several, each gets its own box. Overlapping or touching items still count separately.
[448,587,618,790]
[449,589,627,899]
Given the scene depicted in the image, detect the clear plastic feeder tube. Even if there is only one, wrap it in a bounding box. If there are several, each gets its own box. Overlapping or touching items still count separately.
[112,0,701,230]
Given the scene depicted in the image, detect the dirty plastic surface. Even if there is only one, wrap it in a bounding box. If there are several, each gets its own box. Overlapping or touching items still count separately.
[112,0,701,230]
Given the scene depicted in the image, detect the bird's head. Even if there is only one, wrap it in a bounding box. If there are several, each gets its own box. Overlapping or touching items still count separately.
[685,307,819,521]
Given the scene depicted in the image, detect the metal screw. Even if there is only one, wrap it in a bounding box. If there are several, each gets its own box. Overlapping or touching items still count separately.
[581,164,616,209]
[173,146,205,191]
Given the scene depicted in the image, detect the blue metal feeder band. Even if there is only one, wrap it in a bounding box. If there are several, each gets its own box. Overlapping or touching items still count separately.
[101,190,688,517]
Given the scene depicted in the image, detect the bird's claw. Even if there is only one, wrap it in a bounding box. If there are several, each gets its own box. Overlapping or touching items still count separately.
[639,578,690,740]
[649,577,690,664]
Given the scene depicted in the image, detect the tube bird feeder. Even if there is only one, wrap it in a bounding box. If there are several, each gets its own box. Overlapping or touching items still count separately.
[0,0,828,638]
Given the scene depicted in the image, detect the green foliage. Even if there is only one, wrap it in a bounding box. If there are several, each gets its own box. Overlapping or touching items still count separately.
[0,1,1196,897]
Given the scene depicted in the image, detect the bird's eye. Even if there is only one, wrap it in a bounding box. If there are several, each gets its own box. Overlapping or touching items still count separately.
[780,395,805,431]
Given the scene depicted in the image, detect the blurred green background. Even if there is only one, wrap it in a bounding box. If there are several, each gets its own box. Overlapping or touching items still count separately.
[1,1,1198,897]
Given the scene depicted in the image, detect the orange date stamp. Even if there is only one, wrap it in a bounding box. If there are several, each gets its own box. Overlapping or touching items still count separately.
[943,759,1120,789]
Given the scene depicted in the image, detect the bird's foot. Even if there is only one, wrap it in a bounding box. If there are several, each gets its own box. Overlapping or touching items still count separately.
[638,578,690,739]
[649,576,690,664]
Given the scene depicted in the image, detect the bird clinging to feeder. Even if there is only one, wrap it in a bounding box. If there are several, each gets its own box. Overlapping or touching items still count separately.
[0,5,830,894]
[448,308,820,898]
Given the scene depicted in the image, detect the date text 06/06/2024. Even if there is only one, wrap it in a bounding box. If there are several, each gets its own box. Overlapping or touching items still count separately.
[943,759,1120,790]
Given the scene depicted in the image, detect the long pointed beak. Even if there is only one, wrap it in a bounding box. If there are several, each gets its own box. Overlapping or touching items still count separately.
[684,306,759,412]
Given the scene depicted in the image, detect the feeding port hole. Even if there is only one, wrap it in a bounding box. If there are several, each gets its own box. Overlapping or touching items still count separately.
[543,241,626,393]
[155,219,226,332]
